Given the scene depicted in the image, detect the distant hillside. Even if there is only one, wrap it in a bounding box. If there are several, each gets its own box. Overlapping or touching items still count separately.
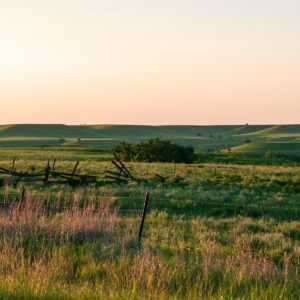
[233,125,272,135]
[0,124,264,138]
[229,142,300,154]
[0,124,97,138]
[243,125,300,136]
[0,124,244,138]
[0,124,299,152]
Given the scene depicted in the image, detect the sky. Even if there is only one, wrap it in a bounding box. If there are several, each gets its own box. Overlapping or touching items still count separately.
[0,0,299,125]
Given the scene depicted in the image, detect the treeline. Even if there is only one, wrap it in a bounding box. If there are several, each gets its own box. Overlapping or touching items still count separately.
[115,138,196,163]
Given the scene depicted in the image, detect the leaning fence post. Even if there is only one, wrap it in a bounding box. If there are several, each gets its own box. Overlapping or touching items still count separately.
[72,161,80,175]
[138,193,150,242]
[52,159,57,170]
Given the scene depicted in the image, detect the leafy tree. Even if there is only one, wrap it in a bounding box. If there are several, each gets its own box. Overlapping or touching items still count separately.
[114,141,134,161]
[115,138,196,163]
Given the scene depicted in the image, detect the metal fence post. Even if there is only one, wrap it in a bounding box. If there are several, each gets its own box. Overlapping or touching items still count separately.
[18,188,26,210]
[138,193,150,242]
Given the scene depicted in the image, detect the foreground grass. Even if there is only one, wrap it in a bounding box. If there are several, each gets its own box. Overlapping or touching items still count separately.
[0,149,299,299]
[0,198,299,299]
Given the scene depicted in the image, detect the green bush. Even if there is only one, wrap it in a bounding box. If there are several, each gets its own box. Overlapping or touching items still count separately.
[115,138,196,163]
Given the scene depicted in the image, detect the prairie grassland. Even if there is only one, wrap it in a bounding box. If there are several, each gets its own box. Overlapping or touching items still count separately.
[1,124,300,152]
[0,195,299,299]
[0,148,299,299]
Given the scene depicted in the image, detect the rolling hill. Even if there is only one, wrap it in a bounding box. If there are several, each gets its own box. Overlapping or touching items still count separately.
[229,142,300,154]
[0,124,244,138]
[241,125,300,136]
[0,124,299,153]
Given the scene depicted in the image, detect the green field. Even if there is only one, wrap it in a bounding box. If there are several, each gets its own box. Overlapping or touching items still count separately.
[0,145,299,299]
[230,142,300,154]
[1,124,300,155]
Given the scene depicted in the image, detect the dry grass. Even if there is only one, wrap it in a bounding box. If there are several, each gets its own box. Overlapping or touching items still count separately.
[0,160,300,298]
[0,193,119,247]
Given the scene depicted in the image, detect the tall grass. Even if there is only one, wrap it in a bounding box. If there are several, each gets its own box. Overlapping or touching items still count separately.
[0,193,298,299]
[0,157,300,298]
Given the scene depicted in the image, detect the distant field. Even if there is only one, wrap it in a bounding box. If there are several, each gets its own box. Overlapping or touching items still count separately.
[230,142,300,154]
[0,124,299,156]
[0,137,121,148]
[243,125,300,136]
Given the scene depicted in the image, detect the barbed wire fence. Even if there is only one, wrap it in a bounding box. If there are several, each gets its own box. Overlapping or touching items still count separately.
[0,186,300,243]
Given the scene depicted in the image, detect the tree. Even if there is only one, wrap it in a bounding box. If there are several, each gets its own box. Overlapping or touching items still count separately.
[114,141,134,161]
[115,138,196,163]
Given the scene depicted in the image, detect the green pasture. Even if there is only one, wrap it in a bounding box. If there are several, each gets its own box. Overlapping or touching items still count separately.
[0,154,299,298]
[0,130,299,298]
[230,142,300,154]
[0,124,300,155]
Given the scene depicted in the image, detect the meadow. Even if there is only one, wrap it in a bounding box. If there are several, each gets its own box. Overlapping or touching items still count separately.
[0,144,299,299]
[1,124,300,154]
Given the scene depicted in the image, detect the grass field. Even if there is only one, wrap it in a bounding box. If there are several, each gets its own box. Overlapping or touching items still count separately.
[0,146,299,299]
[229,142,300,154]
[1,124,299,155]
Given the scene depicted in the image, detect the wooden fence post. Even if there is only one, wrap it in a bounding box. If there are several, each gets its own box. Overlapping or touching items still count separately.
[52,159,57,170]
[138,193,150,242]
[45,161,50,183]
[11,158,16,172]
[72,161,80,175]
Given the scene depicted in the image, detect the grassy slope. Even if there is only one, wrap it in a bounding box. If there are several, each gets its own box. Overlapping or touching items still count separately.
[227,125,300,156]
[230,142,300,154]
[233,125,273,135]
[0,124,299,154]
[0,124,246,150]
[243,125,300,136]
[0,124,266,138]
[0,124,97,138]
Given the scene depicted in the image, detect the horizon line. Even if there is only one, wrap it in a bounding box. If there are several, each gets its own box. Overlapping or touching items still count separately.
[1,123,300,127]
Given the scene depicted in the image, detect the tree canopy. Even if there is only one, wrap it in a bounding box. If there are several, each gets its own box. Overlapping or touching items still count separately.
[115,138,196,163]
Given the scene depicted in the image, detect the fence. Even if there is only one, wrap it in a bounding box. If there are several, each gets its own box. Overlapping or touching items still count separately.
[1,189,299,215]
[0,187,299,238]
[0,188,152,241]
[0,154,138,186]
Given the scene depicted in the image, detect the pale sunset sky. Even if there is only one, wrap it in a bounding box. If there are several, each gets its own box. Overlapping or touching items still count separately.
[0,0,299,125]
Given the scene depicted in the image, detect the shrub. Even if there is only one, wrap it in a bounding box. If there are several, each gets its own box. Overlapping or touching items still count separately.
[114,141,134,161]
[115,138,196,163]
